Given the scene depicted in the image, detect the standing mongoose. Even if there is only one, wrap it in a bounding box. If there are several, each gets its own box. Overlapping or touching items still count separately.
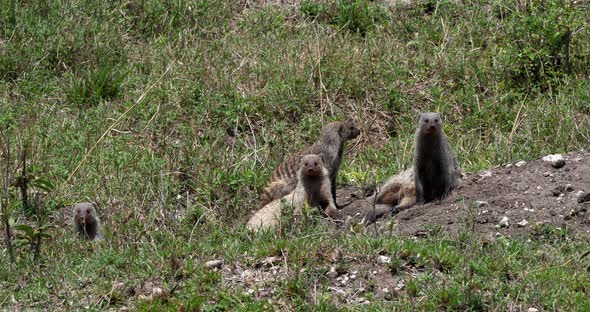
[72,202,102,240]
[248,154,338,231]
[413,112,461,203]
[258,120,361,208]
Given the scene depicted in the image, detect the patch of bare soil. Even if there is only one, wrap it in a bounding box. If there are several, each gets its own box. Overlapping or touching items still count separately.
[218,253,424,307]
[338,152,590,237]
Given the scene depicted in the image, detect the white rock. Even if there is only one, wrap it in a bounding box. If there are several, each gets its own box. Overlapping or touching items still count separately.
[543,171,551,177]
[376,255,391,264]
[479,171,493,178]
[326,266,338,278]
[498,216,510,228]
[542,154,565,168]
[152,287,163,297]
[515,161,527,167]
[205,259,223,270]
[475,201,488,208]
[528,308,539,312]
[517,219,529,227]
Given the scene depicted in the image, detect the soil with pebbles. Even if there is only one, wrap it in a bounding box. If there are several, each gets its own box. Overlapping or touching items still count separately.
[337,152,590,238]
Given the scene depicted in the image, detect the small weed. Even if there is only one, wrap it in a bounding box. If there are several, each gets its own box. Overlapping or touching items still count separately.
[66,67,127,109]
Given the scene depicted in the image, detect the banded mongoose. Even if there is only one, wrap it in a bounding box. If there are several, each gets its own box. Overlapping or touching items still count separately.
[258,120,361,208]
[247,154,338,231]
[72,202,102,240]
[414,112,461,203]
[362,168,416,225]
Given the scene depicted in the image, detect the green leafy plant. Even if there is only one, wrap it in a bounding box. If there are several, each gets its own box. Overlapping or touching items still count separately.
[66,66,127,108]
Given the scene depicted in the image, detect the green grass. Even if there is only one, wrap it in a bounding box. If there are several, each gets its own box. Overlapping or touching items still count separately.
[1,0,590,310]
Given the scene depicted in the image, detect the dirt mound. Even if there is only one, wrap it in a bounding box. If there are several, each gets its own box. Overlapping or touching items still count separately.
[337,152,590,237]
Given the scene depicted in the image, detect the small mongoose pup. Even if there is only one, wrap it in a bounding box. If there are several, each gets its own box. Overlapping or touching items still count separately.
[414,112,461,203]
[258,120,361,208]
[362,168,416,225]
[248,154,338,231]
[72,202,102,240]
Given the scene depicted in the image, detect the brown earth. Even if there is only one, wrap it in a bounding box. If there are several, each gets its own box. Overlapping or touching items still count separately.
[337,152,590,238]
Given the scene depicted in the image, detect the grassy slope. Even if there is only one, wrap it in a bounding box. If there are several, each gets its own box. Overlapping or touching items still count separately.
[0,0,590,310]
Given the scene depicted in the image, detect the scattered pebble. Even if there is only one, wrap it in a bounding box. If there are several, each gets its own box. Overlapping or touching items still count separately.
[515,161,527,167]
[475,200,488,208]
[542,154,566,169]
[205,259,223,270]
[517,219,529,227]
[498,216,510,228]
[151,287,164,298]
[326,266,338,278]
[542,171,552,177]
[376,255,391,265]
[524,207,535,212]
[528,308,539,312]
[479,171,493,178]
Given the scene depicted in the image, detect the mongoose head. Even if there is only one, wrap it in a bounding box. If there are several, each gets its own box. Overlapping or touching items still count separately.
[300,154,325,177]
[73,202,98,226]
[418,112,442,135]
[337,119,361,140]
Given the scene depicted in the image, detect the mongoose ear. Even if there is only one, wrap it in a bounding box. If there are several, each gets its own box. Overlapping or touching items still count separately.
[417,113,422,122]
[437,112,442,120]
[91,202,98,210]
[318,154,327,164]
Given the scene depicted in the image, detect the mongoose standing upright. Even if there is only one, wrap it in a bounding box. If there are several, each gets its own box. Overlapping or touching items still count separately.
[413,112,461,203]
[248,154,338,231]
[72,202,102,240]
[258,120,360,208]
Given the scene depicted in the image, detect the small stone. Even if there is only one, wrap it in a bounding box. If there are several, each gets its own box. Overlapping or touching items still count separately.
[376,255,391,264]
[498,216,509,228]
[528,308,539,312]
[479,171,493,178]
[577,192,590,203]
[326,266,338,278]
[151,287,164,298]
[517,219,529,227]
[542,154,565,169]
[475,201,488,208]
[515,161,527,167]
[543,171,551,177]
[205,259,223,270]
[495,232,502,237]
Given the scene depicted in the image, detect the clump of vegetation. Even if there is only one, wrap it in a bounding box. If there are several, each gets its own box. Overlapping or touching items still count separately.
[66,67,127,109]
[495,0,590,91]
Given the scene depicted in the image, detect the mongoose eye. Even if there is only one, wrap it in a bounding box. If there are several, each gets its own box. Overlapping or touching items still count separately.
[314,162,318,166]
[434,118,439,122]
[424,119,429,123]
